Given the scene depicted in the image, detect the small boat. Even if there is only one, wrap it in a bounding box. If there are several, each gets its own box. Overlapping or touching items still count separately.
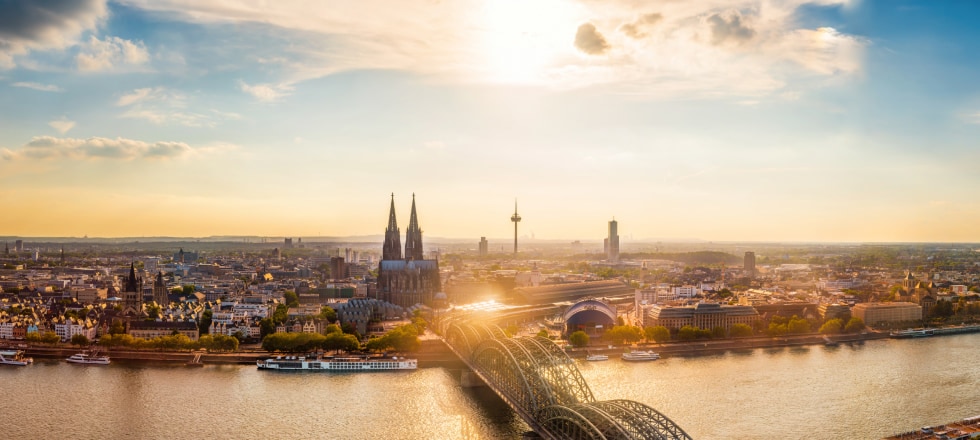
[0,351,33,366]
[66,353,110,365]
[257,355,417,371]
[622,350,660,362]
[585,353,609,361]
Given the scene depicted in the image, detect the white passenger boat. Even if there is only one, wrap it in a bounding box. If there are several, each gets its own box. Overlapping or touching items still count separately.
[257,355,417,371]
[585,353,609,361]
[621,350,660,362]
[66,353,111,365]
[0,351,33,366]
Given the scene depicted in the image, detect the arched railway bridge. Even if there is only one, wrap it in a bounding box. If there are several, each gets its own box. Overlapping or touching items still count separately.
[439,317,692,440]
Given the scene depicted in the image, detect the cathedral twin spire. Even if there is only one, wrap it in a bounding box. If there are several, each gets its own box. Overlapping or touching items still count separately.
[383,193,424,261]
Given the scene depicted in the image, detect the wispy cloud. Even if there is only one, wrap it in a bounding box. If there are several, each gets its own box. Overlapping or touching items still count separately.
[961,111,980,125]
[76,35,150,72]
[239,80,292,101]
[48,118,76,134]
[12,81,64,92]
[0,136,232,161]
[114,87,240,127]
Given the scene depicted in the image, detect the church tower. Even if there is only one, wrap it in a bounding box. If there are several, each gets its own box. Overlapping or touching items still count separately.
[404,194,424,261]
[122,263,143,316]
[382,193,402,260]
[153,271,169,306]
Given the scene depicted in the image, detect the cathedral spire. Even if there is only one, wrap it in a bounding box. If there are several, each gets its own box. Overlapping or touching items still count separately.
[405,193,423,260]
[382,193,402,260]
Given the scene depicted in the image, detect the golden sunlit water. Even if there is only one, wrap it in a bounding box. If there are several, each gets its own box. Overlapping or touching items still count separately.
[2,334,978,439]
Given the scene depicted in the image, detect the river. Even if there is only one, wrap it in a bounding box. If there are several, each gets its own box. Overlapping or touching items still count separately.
[1,333,978,439]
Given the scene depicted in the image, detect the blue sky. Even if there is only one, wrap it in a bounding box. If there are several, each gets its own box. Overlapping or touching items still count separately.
[1,0,978,242]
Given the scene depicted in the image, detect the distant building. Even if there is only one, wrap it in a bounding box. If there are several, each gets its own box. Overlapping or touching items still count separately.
[121,263,143,316]
[15,239,24,253]
[851,302,922,326]
[330,257,349,281]
[152,272,169,306]
[646,303,759,331]
[514,280,634,305]
[376,194,441,307]
[744,251,756,277]
[818,303,852,321]
[478,237,488,257]
[607,219,620,262]
[285,238,293,248]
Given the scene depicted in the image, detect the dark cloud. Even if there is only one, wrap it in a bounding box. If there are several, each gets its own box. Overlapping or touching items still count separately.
[620,13,663,39]
[708,13,755,45]
[575,23,610,55]
[0,0,106,66]
[4,136,196,161]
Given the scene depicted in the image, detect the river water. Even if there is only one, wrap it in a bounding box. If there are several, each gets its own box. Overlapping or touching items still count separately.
[1,334,977,439]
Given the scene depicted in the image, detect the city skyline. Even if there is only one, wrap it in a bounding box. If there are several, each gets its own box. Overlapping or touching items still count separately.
[2,1,980,242]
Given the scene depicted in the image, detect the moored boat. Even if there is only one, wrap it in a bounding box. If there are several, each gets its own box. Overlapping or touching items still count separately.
[585,353,609,361]
[621,350,660,362]
[0,351,33,366]
[257,355,417,371]
[66,353,111,365]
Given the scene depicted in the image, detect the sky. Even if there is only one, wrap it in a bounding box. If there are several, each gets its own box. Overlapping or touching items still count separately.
[1,0,979,243]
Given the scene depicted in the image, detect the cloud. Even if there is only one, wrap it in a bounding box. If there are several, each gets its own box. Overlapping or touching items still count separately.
[115,0,865,98]
[575,23,610,55]
[0,136,223,161]
[0,0,107,68]
[48,118,76,134]
[708,12,755,45]
[620,13,663,39]
[116,87,160,106]
[12,81,63,92]
[114,87,240,127]
[961,111,980,125]
[76,35,150,72]
[239,80,292,101]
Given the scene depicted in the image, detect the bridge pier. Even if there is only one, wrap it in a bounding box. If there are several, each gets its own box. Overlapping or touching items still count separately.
[460,370,486,388]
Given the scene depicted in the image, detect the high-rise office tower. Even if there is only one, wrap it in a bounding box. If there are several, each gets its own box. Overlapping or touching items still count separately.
[607,219,620,262]
[744,251,756,277]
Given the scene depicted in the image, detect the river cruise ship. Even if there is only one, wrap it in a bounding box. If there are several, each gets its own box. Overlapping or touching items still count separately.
[621,350,660,362]
[66,353,111,365]
[257,355,417,371]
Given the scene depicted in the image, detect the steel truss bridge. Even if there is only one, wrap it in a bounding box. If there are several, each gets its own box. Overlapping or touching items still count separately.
[440,318,692,440]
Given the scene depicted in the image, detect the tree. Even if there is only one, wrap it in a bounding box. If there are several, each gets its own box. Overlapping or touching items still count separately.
[786,315,811,334]
[604,325,642,345]
[146,303,162,319]
[536,329,549,338]
[729,323,753,338]
[317,306,337,323]
[644,326,671,343]
[568,331,590,347]
[710,326,727,339]
[844,317,865,333]
[677,325,699,341]
[71,333,90,347]
[41,331,60,344]
[259,318,276,339]
[273,303,289,324]
[109,319,126,335]
[198,309,213,334]
[182,284,196,296]
[505,324,519,337]
[283,291,299,308]
[819,319,843,334]
[323,324,342,335]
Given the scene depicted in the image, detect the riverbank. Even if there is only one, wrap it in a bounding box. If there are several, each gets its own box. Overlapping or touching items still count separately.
[5,331,889,367]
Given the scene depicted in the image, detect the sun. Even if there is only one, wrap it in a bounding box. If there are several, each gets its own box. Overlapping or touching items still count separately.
[470,0,583,84]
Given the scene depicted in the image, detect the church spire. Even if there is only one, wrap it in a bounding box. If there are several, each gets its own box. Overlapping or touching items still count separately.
[382,193,402,260]
[405,193,423,260]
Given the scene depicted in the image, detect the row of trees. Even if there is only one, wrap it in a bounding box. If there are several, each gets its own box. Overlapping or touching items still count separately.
[97,333,240,352]
[261,327,360,353]
[818,317,866,334]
